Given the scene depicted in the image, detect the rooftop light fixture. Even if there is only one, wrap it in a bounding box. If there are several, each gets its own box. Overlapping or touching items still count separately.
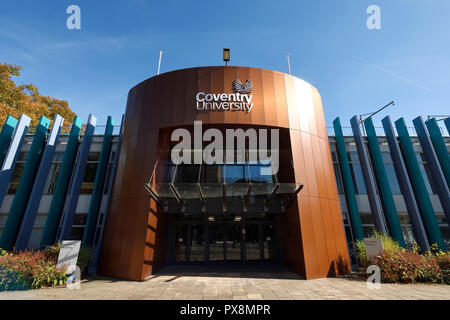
[223,48,230,66]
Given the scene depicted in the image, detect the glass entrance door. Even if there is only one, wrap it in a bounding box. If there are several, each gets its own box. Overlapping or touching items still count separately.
[209,223,224,262]
[262,223,275,260]
[245,223,260,261]
[174,217,276,264]
[224,222,241,261]
[245,221,276,261]
[209,220,241,262]
[175,223,204,263]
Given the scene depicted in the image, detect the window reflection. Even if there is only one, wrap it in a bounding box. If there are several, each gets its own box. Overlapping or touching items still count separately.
[348,152,367,194]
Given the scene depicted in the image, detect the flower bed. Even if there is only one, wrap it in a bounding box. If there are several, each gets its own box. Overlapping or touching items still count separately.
[355,233,450,285]
[0,248,67,290]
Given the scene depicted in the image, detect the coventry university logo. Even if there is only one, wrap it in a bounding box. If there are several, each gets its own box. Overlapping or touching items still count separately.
[232,79,253,94]
[195,79,254,113]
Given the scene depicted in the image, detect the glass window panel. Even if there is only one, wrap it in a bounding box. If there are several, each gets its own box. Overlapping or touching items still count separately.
[381,152,393,163]
[83,163,98,183]
[43,163,61,195]
[331,151,337,162]
[419,163,437,194]
[103,162,114,194]
[80,182,94,194]
[333,163,344,194]
[249,164,273,183]
[69,226,84,240]
[384,163,401,195]
[348,152,360,163]
[224,164,248,183]
[87,152,101,162]
[73,214,87,225]
[17,152,27,161]
[174,165,200,183]
[52,152,65,162]
[7,163,24,194]
[349,163,367,194]
[200,165,223,183]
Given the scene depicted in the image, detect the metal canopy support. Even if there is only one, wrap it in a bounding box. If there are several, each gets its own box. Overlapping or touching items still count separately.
[196,183,206,213]
[395,117,446,250]
[413,116,450,228]
[144,183,162,207]
[282,184,304,211]
[350,116,387,235]
[243,184,252,213]
[382,116,429,251]
[15,114,64,251]
[169,183,184,208]
[265,183,280,210]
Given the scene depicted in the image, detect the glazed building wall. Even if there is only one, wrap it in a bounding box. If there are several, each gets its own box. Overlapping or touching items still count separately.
[329,135,450,254]
[0,134,119,249]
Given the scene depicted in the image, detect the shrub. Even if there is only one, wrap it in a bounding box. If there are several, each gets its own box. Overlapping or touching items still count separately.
[355,233,450,285]
[0,248,67,290]
[42,243,62,261]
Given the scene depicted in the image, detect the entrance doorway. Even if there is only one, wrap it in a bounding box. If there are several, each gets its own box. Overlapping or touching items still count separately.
[173,216,277,264]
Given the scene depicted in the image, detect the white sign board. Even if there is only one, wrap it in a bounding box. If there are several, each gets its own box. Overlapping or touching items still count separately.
[56,240,81,272]
[364,238,384,259]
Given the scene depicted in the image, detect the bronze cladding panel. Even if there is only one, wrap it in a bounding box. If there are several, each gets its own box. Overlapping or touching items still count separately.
[98,66,350,280]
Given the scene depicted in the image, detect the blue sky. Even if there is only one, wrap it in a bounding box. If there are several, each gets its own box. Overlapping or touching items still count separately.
[1,0,449,131]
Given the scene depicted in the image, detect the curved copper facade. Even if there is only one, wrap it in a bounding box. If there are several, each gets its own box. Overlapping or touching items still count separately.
[98,66,351,280]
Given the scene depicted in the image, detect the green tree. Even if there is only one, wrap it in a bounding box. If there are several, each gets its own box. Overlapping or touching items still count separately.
[0,62,75,131]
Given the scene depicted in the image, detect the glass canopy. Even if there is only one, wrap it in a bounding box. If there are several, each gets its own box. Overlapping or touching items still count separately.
[145,151,303,215]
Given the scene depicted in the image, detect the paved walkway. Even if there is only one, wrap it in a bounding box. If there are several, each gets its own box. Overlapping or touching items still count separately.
[1,264,450,300]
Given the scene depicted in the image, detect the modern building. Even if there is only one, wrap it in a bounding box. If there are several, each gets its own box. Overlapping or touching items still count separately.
[0,66,449,281]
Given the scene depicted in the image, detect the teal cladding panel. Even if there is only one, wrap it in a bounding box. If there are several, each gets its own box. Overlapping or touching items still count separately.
[0,116,18,167]
[0,116,50,251]
[425,118,450,189]
[395,118,446,250]
[40,116,83,247]
[82,116,114,246]
[333,118,364,240]
[364,118,405,247]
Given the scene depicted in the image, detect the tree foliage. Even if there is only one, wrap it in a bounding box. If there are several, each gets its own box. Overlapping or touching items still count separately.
[0,62,75,131]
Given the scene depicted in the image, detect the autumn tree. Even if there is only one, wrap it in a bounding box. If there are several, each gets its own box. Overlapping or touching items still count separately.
[0,62,75,132]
